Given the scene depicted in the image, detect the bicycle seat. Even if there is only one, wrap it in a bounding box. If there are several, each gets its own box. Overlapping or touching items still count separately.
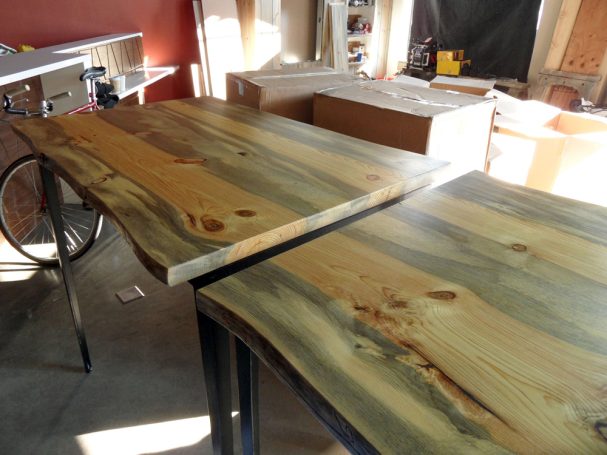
[79,66,107,81]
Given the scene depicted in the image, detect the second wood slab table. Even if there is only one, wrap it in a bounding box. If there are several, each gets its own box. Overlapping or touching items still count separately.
[12,97,448,452]
[198,171,607,454]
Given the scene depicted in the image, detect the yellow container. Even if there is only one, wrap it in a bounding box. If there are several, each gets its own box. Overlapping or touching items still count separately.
[437,50,464,62]
[437,59,471,76]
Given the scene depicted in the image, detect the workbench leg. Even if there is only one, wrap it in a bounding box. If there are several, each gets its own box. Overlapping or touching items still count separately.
[40,166,92,373]
[196,310,234,455]
[236,338,260,455]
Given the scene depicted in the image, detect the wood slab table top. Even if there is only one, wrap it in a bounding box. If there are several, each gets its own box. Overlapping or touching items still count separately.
[197,171,607,454]
[11,97,447,285]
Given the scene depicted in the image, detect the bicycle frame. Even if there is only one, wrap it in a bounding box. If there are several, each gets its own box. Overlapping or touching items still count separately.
[65,79,102,115]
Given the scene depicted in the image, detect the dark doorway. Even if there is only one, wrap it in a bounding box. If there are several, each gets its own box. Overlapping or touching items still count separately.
[410,0,543,81]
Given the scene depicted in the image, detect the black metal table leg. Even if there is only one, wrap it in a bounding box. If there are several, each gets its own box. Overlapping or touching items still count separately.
[236,338,260,455]
[196,310,234,455]
[40,166,92,373]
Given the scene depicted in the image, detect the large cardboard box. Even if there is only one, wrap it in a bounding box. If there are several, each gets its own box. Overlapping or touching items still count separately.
[226,67,360,124]
[492,118,567,191]
[314,80,497,174]
[492,107,607,197]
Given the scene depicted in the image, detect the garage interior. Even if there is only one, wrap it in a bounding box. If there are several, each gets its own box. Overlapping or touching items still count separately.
[1,0,607,454]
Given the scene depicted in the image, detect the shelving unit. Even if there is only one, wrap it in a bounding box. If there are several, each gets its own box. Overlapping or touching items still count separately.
[346,1,377,74]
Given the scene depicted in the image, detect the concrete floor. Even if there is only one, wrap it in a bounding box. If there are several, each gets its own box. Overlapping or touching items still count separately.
[0,221,347,455]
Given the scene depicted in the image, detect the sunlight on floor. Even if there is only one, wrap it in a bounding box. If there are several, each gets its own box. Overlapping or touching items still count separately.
[76,413,238,455]
[0,239,39,282]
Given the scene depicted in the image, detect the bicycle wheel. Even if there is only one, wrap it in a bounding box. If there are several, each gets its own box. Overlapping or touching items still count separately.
[0,155,101,265]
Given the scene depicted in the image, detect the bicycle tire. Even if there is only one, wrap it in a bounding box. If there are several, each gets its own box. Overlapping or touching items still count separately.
[0,155,101,265]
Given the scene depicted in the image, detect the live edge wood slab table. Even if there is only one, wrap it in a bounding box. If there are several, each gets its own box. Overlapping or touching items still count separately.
[12,97,447,452]
[198,171,607,454]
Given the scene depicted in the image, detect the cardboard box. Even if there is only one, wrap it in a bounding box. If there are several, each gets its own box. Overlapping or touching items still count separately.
[430,75,495,97]
[437,50,464,62]
[553,132,607,207]
[437,59,471,76]
[314,80,497,175]
[493,107,607,194]
[226,67,360,124]
[393,75,431,88]
[487,132,537,186]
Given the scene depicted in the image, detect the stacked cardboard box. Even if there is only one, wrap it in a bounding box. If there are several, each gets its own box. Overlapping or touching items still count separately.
[226,67,360,124]
[314,80,497,176]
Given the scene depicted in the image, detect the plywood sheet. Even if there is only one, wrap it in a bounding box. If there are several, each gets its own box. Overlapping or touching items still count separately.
[329,3,348,73]
[561,0,607,74]
[544,0,583,70]
[236,0,256,69]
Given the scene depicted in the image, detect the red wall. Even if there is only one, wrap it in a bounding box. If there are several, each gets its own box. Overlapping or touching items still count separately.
[4,0,199,102]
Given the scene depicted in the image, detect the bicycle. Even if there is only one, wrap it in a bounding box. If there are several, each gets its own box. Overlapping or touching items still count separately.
[0,66,110,265]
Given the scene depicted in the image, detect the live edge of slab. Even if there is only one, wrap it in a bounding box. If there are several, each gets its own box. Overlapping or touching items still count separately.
[198,172,607,454]
[11,97,448,286]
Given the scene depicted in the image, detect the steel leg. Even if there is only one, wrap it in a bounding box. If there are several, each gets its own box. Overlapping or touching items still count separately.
[236,338,260,455]
[196,310,234,455]
[40,166,92,373]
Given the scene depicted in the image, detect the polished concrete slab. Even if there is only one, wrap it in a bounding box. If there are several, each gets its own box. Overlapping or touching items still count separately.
[0,221,347,454]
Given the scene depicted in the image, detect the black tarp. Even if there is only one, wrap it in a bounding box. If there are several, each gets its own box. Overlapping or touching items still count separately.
[410,0,542,82]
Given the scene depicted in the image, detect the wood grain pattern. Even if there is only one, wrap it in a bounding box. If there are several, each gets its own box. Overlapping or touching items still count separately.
[560,0,607,75]
[198,171,607,454]
[236,0,256,69]
[330,3,349,73]
[544,0,582,70]
[11,97,447,286]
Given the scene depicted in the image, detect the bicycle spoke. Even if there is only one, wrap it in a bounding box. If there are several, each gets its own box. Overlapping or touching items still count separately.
[16,219,45,245]
[25,164,42,200]
[66,221,85,244]
[1,157,99,263]
[10,211,43,240]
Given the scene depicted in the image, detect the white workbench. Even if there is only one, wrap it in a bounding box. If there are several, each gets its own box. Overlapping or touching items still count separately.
[0,33,177,104]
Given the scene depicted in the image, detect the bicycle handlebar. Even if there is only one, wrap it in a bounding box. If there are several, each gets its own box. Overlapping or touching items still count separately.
[4,107,28,115]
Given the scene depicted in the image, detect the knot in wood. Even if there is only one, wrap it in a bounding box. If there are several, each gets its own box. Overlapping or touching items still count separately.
[511,243,527,252]
[353,304,371,313]
[202,217,225,232]
[387,299,408,309]
[366,174,381,181]
[235,209,256,217]
[427,291,456,300]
